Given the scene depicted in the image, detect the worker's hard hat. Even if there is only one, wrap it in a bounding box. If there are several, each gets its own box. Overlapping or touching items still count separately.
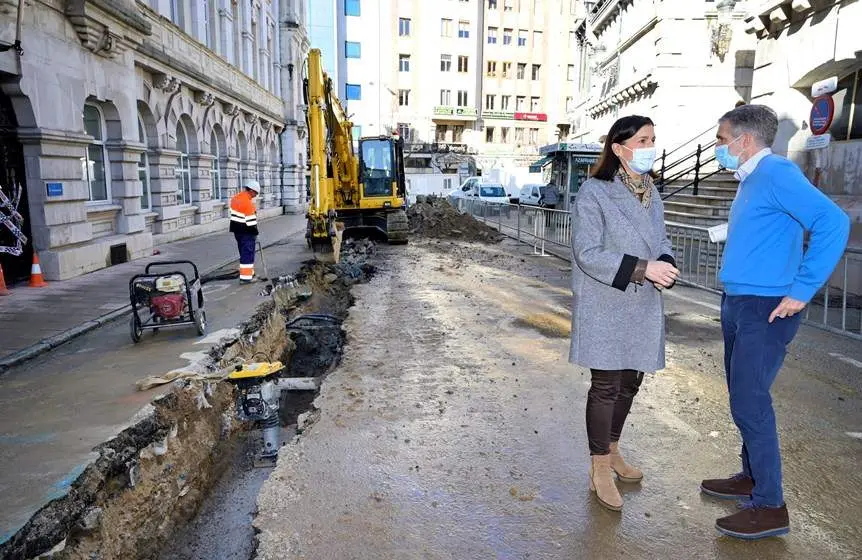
[244,180,261,193]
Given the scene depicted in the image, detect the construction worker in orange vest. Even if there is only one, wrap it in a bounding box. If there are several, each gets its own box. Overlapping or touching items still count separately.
[229,180,260,283]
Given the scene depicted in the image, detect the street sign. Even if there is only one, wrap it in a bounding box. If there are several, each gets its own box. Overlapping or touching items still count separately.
[805,133,831,151]
[46,182,63,196]
[811,76,838,97]
[809,95,835,135]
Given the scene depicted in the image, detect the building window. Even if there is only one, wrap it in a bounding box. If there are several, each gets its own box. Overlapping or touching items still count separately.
[202,0,211,48]
[518,29,527,46]
[530,96,540,111]
[502,62,512,77]
[345,0,360,16]
[487,27,497,44]
[516,95,525,110]
[352,125,362,140]
[486,126,495,142]
[501,127,510,143]
[515,127,525,144]
[503,28,512,45]
[831,69,862,141]
[399,17,411,36]
[397,123,411,141]
[441,54,452,72]
[566,96,574,112]
[83,104,110,203]
[138,119,150,210]
[175,121,192,205]
[210,132,222,200]
[436,124,448,142]
[486,61,497,77]
[399,54,410,72]
[399,89,410,106]
[488,0,497,7]
[504,0,514,11]
[530,128,539,145]
[453,125,464,142]
[501,95,510,110]
[567,64,575,81]
[457,90,468,107]
[532,64,541,80]
[458,55,469,72]
[458,21,470,38]
[346,83,362,100]
[170,0,183,27]
[533,30,543,45]
[517,63,526,79]
[345,41,361,58]
[441,18,452,37]
[440,89,451,105]
[485,94,495,110]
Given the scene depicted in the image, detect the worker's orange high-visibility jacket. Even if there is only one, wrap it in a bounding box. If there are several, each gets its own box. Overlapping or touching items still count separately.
[229,190,259,236]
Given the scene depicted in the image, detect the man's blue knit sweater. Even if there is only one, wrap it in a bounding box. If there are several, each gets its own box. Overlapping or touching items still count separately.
[720,154,850,303]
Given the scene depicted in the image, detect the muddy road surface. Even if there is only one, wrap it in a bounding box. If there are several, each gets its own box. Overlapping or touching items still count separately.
[254,238,862,560]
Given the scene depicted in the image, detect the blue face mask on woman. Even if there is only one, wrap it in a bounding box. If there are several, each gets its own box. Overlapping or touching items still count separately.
[621,146,657,175]
[715,135,743,170]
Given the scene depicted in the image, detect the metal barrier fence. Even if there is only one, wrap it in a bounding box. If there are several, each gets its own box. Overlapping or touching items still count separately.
[455,198,862,341]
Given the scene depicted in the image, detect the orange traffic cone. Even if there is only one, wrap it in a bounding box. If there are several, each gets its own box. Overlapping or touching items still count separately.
[29,252,47,288]
[0,263,9,296]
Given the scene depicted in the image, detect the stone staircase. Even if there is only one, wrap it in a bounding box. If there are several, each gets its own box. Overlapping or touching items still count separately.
[661,172,738,228]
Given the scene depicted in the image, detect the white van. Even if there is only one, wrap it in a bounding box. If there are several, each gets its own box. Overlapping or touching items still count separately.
[449,177,510,204]
[519,184,560,209]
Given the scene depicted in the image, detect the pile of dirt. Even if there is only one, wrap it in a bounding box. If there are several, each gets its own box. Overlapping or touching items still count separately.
[407,196,503,243]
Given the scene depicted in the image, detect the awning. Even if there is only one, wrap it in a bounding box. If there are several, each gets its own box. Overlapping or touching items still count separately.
[529,155,553,173]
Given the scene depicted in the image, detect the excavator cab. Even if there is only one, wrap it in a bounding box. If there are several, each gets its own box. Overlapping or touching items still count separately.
[358,137,406,200]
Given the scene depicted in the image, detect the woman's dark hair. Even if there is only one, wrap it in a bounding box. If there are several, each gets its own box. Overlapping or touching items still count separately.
[590,115,655,181]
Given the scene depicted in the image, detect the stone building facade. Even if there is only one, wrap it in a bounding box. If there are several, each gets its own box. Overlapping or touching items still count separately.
[742,0,862,242]
[0,0,309,281]
[567,0,755,151]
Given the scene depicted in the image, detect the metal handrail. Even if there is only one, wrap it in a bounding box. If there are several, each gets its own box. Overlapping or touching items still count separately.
[454,198,862,341]
[663,124,718,160]
[661,165,722,200]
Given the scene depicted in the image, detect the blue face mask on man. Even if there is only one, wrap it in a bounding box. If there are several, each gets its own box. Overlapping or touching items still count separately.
[715,135,744,170]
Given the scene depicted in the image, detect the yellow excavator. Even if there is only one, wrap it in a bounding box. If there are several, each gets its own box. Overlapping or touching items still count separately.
[304,48,408,259]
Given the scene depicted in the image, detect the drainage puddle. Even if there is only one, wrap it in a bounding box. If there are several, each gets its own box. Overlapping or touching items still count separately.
[0,242,375,560]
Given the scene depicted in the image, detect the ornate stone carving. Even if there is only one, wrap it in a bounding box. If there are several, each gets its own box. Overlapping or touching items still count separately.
[260,120,272,131]
[244,112,257,125]
[195,91,215,106]
[65,0,149,58]
[223,102,241,117]
[153,73,181,94]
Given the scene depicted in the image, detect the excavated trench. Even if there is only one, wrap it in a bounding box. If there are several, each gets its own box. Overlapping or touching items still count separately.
[0,245,375,560]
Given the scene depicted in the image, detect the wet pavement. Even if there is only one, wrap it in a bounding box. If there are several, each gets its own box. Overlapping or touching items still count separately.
[254,238,862,560]
[0,235,311,544]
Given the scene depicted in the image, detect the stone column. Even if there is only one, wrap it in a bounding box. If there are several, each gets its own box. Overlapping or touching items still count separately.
[280,127,307,213]
[106,141,147,235]
[189,153,216,225]
[224,155,240,204]
[18,129,94,279]
[270,162,282,207]
[259,162,273,208]
[148,149,182,235]
[218,0,234,64]
[242,0,254,76]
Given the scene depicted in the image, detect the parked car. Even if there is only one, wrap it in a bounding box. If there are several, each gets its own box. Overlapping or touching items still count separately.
[448,178,510,205]
[519,184,560,209]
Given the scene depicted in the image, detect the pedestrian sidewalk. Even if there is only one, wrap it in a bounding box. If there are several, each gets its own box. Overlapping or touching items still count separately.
[0,214,306,371]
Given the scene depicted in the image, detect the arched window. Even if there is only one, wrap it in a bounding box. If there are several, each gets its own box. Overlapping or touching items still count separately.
[83,104,110,202]
[176,122,192,204]
[210,132,222,200]
[138,118,151,210]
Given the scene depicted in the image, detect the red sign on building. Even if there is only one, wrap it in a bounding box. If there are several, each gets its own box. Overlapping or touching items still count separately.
[514,112,548,122]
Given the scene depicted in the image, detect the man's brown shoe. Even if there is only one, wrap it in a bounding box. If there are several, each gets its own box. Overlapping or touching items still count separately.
[716,504,789,540]
[700,473,754,499]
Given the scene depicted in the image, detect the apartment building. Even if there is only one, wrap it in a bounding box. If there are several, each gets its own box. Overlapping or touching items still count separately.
[329,0,580,163]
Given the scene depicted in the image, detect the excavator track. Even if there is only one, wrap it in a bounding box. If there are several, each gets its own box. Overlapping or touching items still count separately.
[386,209,409,245]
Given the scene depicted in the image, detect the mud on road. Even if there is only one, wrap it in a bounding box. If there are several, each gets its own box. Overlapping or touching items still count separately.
[254,238,862,560]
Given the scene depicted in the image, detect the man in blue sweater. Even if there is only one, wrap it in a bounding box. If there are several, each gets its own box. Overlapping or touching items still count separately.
[700,105,850,539]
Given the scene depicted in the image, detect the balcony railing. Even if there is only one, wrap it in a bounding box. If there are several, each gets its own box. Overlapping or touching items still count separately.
[404,142,477,155]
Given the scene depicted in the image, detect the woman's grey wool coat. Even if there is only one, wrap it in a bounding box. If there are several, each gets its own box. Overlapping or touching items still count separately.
[569,175,675,373]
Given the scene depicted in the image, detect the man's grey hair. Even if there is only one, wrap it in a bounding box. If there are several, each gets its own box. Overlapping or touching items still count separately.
[718,104,778,148]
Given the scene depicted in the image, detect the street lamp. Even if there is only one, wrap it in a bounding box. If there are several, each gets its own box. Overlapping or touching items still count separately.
[712,0,737,61]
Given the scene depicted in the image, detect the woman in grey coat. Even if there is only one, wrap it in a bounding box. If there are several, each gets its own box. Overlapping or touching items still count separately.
[570,115,679,511]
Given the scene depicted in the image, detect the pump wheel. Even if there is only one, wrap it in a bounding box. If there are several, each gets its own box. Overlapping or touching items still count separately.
[130,315,143,343]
